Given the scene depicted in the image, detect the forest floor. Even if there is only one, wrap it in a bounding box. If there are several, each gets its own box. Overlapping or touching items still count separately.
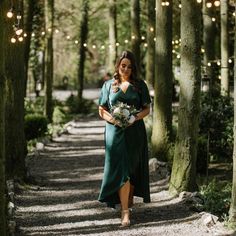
[14,116,236,236]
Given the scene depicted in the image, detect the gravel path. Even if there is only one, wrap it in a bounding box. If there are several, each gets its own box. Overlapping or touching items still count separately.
[14,118,234,236]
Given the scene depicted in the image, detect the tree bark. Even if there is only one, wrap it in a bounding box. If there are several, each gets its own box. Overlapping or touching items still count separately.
[44,0,54,122]
[220,0,229,96]
[24,0,35,97]
[146,0,155,88]
[5,0,26,180]
[0,1,7,234]
[131,0,141,78]
[151,0,172,161]
[108,0,117,73]
[203,0,216,94]
[77,0,89,103]
[229,4,236,223]
[169,0,201,195]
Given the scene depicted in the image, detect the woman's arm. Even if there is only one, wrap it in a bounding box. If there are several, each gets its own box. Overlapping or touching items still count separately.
[98,106,116,124]
[135,105,150,121]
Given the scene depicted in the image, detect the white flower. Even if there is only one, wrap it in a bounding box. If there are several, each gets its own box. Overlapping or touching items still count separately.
[122,109,130,118]
[128,115,136,124]
[113,107,121,114]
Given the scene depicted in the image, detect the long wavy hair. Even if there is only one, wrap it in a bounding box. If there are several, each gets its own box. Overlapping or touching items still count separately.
[113,50,138,84]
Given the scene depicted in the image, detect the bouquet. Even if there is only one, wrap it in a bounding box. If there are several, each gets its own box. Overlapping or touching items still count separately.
[111,102,138,129]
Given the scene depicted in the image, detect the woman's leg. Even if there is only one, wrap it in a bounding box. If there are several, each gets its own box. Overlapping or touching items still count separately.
[129,184,134,208]
[118,180,130,226]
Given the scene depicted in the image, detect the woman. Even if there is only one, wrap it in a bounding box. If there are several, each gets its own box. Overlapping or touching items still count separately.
[98,50,151,226]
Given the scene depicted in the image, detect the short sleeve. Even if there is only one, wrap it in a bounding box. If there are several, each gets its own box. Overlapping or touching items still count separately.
[140,80,151,106]
[99,81,110,109]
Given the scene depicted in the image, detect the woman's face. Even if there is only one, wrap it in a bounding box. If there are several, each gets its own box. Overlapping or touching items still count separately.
[119,58,132,80]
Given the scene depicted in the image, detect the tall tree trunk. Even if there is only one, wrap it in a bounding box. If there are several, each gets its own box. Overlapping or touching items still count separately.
[203,0,216,93]
[169,0,201,195]
[108,0,117,73]
[0,1,7,234]
[5,0,26,180]
[151,0,172,161]
[146,0,155,88]
[229,4,236,223]
[220,0,229,96]
[131,0,141,78]
[24,0,35,97]
[77,0,89,103]
[44,0,54,122]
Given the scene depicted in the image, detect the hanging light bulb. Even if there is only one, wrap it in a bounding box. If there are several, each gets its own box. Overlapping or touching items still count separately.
[217,61,221,66]
[197,0,202,3]
[11,37,16,43]
[206,2,212,8]
[150,27,154,32]
[16,12,22,20]
[207,62,211,66]
[116,42,120,47]
[228,59,232,63]
[92,45,96,49]
[74,40,79,44]
[211,17,216,22]
[15,28,23,35]
[23,33,27,37]
[144,43,148,47]
[214,1,220,7]
[18,36,23,42]
[7,8,14,18]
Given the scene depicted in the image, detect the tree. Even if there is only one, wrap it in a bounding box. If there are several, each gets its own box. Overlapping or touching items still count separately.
[146,0,155,88]
[108,0,117,73]
[220,0,229,96]
[77,0,89,103]
[229,4,236,223]
[151,0,172,162]
[24,0,35,97]
[5,0,26,180]
[0,1,7,234]
[169,0,201,195]
[44,0,54,122]
[130,0,141,78]
[202,0,216,93]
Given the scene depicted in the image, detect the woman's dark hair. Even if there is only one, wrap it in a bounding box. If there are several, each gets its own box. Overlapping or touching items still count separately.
[113,50,138,83]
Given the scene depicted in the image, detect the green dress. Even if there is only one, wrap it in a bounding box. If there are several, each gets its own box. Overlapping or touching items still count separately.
[98,78,151,208]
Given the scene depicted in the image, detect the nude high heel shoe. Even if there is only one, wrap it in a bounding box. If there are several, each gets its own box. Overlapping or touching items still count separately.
[121,209,130,227]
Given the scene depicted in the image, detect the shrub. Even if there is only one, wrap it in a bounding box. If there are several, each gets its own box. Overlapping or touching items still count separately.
[24,114,48,140]
[25,97,45,115]
[52,106,66,124]
[200,179,231,219]
[198,93,233,163]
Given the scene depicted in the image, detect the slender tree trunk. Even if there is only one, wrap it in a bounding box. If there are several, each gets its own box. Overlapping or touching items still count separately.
[0,1,7,234]
[220,0,229,96]
[131,0,141,78]
[203,0,216,93]
[44,0,54,122]
[169,0,201,195]
[5,0,26,180]
[24,0,35,97]
[151,0,172,161]
[146,0,155,88]
[108,0,117,73]
[77,0,89,103]
[229,4,236,223]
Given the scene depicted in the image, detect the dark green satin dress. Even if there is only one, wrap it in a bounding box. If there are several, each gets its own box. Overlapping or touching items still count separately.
[98,78,151,208]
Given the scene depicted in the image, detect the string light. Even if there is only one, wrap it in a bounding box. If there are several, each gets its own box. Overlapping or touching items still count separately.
[18,36,23,42]
[7,8,14,18]
[207,62,211,66]
[41,31,45,36]
[144,43,148,47]
[131,35,135,40]
[229,59,232,63]
[15,28,23,35]
[149,27,154,32]
[83,43,87,47]
[92,45,96,49]
[217,61,221,66]
[197,0,202,3]
[214,1,220,7]
[211,17,216,22]
[141,36,145,40]
[74,40,78,44]
[23,33,27,37]
[178,4,182,8]
[101,45,105,50]
[116,42,120,46]
[206,2,212,8]
[124,39,129,44]
[11,37,16,43]
[31,32,35,37]
[66,35,70,40]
